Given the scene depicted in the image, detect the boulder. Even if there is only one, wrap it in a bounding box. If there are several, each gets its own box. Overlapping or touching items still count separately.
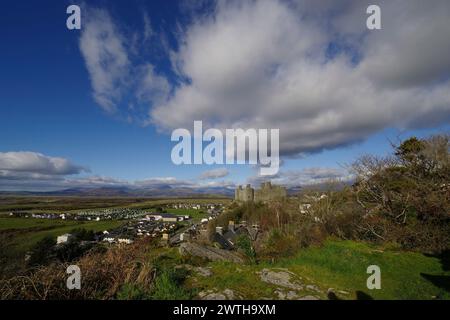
[258,268,304,290]
[298,295,320,300]
[195,266,213,277]
[199,289,240,300]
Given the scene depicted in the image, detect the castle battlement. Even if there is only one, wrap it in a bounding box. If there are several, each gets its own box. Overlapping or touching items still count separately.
[235,182,286,203]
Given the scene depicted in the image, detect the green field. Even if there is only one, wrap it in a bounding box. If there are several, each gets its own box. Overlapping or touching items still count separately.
[166,208,209,221]
[0,217,124,255]
[189,240,450,300]
[0,197,148,213]
[0,196,231,214]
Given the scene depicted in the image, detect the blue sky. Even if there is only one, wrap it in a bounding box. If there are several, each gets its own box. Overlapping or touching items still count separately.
[0,0,449,191]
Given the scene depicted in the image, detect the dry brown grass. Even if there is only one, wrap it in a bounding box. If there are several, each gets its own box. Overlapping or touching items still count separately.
[0,239,156,300]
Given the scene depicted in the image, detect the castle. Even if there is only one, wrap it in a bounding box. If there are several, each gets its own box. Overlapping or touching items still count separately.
[235,182,287,203]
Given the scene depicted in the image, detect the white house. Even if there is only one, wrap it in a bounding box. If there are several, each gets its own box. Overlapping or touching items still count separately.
[103,236,116,243]
[57,233,73,244]
[118,238,134,244]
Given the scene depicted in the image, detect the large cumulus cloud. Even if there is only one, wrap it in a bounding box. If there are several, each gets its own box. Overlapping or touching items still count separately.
[0,152,87,176]
[150,0,450,156]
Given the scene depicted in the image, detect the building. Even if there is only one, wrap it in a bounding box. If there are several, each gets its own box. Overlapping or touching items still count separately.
[161,213,178,222]
[118,238,134,244]
[56,233,73,244]
[145,213,179,222]
[235,182,287,203]
[235,184,254,202]
[180,233,190,241]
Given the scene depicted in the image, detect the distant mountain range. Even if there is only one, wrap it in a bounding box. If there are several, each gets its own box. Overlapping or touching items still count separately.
[0,181,350,198]
[0,186,235,198]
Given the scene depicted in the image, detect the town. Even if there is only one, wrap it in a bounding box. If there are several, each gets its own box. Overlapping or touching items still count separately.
[7,201,226,247]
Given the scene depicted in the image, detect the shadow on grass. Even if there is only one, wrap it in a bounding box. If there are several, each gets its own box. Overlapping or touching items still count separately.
[355,291,374,300]
[327,290,373,300]
[421,249,450,293]
[420,273,450,292]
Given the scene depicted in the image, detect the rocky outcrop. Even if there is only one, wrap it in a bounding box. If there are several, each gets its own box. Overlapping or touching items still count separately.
[258,268,304,290]
[199,289,241,300]
[257,268,324,300]
[179,242,245,263]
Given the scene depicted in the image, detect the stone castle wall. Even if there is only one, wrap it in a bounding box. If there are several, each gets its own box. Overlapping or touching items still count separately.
[235,182,286,203]
[235,184,254,202]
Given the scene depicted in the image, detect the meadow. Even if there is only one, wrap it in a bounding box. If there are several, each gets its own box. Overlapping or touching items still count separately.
[0,196,148,213]
[166,208,209,221]
[0,196,231,213]
[0,217,123,256]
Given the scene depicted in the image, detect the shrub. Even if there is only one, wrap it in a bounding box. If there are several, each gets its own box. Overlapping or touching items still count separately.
[150,268,192,300]
[236,234,256,263]
[1,238,157,299]
[28,236,56,267]
[347,134,450,252]
[260,228,300,260]
[70,228,96,241]
[117,283,149,300]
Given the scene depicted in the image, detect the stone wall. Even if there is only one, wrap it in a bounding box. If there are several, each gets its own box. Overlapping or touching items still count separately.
[235,182,286,203]
[254,182,287,202]
[235,184,254,202]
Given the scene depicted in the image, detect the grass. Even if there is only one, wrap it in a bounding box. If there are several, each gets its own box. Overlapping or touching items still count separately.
[187,239,450,300]
[0,217,76,230]
[0,196,150,213]
[0,217,124,255]
[0,196,231,214]
[279,239,450,299]
[166,208,208,221]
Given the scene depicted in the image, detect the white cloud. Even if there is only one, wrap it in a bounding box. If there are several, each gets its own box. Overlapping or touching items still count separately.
[199,167,229,179]
[77,0,450,161]
[0,150,234,191]
[142,12,154,43]
[79,7,169,117]
[135,64,171,105]
[150,0,450,157]
[79,7,130,112]
[248,167,353,188]
[0,151,87,176]
[134,177,192,188]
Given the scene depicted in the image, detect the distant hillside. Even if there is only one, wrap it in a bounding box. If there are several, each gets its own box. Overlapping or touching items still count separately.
[0,186,235,198]
[0,182,352,198]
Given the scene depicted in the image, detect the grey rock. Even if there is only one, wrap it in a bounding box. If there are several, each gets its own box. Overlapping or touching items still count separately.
[258,268,304,290]
[275,289,300,300]
[195,267,213,277]
[203,293,227,300]
[299,295,319,300]
[199,289,240,300]
[306,284,321,292]
[338,290,350,295]
[223,289,236,299]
